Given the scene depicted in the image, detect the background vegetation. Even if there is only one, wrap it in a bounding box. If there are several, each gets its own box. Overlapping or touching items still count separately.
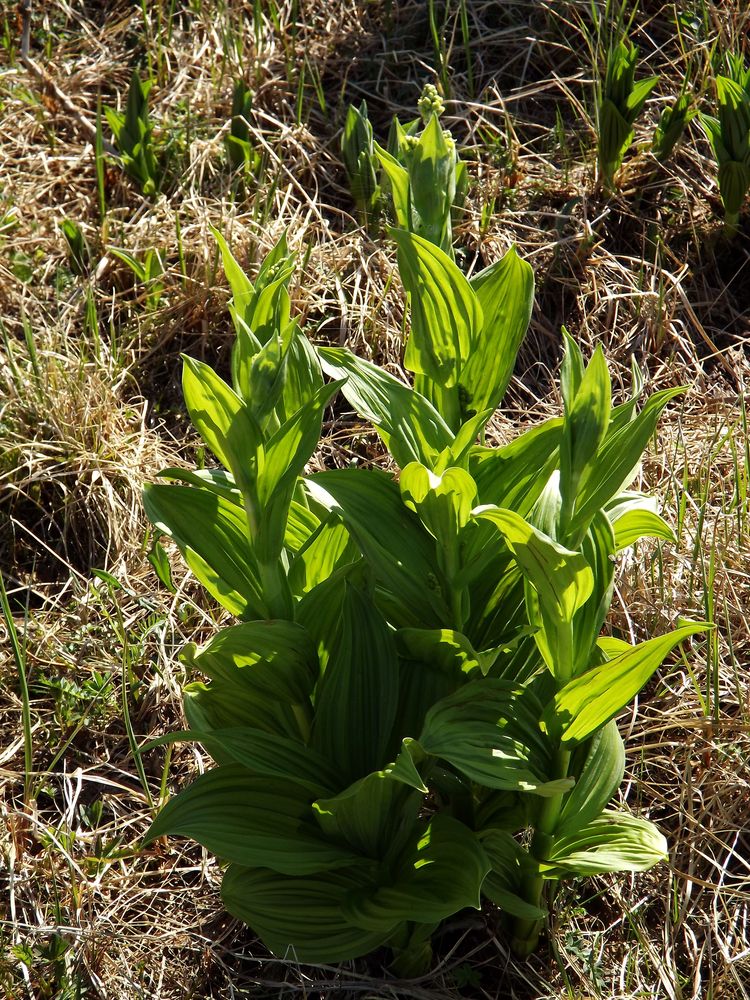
[1,1,748,997]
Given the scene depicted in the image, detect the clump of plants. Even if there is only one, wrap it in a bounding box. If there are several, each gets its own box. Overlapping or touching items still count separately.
[701,53,750,233]
[141,225,706,972]
[341,100,381,232]
[341,84,467,256]
[596,36,659,187]
[225,78,260,178]
[652,91,694,162]
[106,70,162,197]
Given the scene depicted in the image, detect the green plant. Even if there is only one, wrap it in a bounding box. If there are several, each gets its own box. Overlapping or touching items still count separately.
[341,100,382,232]
[597,37,659,188]
[376,84,467,258]
[652,92,695,161]
[110,246,165,311]
[105,70,161,197]
[700,54,750,233]
[225,78,259,176]
[59,218,89,275]
[140,227,706,972]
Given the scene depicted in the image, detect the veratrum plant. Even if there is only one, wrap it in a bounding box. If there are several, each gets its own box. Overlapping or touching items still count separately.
[700,54,750,233]
[652,92,695,162]
[341,100,382,232]
[226,79,259,176]
[105,70,161,197]
[142,228,707,972]
[597,38,659,187]
[376,84,467,258]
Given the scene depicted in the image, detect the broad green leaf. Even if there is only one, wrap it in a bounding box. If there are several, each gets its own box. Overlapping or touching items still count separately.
[546,622,710,747]
[407,113,455,252]
[480,830,546,919]
[418,680,570,795]
[560,344,611,504]
[625,76,659,117]
[311,582,399,785]
[469,418,562,513]
[314,761,424,859]
[611,508,676,550]
[255,380,342,561]
[144,766,362,873]
[546,810,667,874]
[305,468,451,628]
[285,499,321,551]
[400,463,477,549]
[288,514,359,595]
[157,466,241,506]
[181,356,262,506]
[572,386,685,530]
[245,332,287,426]
[183,679,299,743]
[343,815,490,931]
[438,409,495,471]
[143,727,338,796]
[142,483,265,618]
[211,227,254,320]
[560,328,585,409]
[318,346,453,468]
[278,326,325,421]
[374,143,410,229]
[458,246,534,415]
[397,628,499,678]
[570,510,616,676]
[393,228,482,387]
[476,507,594,677]
[222,864,386,964]
[554,721,625,838]
[182,619,319,705]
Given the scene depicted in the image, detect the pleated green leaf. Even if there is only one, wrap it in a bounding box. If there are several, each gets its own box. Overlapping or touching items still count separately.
[306,468,451,628]
[469,417,562,513]
[255,380,342,561]
[288,514,359,596]
[480,829,546,919]
[611,507,676,551]
[400,462,477,548]
[142,484,265,619]
[546,810,668,874]
[183,680,300,743]
[560,344,611,502]
[343,815,489,931]
[554,721,625,838]
[181,355,262,506]
[313,757,424,860]
[458,246,534,416]
[393,228,482,387]
[419,680,569,795]
[143,727,338,796]
[221,865,387,964]
[184,619,319,705]
[546,622,710,747]
[572,386,685,531]
[144,766,362,873]
[318,346,453,468]
[311,582,399,785]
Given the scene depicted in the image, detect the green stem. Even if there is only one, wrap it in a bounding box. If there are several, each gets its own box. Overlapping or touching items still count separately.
[511,747,571,956]
[259,559,294,620]
[724,210,739,238]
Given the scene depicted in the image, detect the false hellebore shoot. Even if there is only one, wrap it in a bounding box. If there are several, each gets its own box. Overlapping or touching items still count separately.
[140,225,707,973]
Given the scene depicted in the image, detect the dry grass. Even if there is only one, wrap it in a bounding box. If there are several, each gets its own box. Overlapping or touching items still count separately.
[1,1,749,997]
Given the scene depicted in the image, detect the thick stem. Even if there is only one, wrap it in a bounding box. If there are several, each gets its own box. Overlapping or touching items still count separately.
[510,747,571,956]
[259,559,294,620]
